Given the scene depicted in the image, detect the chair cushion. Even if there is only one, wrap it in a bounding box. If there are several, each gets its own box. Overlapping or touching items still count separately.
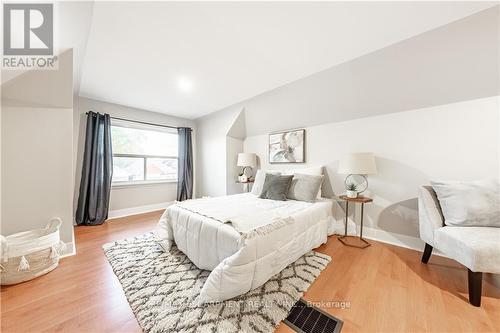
[431,179,500,227]
[434,226,500,273]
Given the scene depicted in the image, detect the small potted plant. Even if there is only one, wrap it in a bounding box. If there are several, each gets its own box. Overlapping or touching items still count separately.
[346,183,358,198]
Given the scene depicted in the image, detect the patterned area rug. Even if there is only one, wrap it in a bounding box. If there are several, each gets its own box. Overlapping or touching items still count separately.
[103,233,331,333]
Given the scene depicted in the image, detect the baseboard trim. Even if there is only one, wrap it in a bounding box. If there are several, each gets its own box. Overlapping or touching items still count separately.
[60,241,76,258]
[74,203,445,259]
[109,205,446,256]
[107,202,173,220]
[361,227,446,257]
[62,203,172,260]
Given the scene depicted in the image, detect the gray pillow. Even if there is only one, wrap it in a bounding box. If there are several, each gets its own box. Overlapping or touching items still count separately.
[287,173,324,202]
[259,174,294,201]
[431,179,500,227]
[251,170,281,196]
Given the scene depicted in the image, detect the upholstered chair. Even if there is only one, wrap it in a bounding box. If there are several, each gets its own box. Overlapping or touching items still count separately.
[418,186,500,307]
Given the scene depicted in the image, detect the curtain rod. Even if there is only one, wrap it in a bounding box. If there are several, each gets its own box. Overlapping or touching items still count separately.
[85,112,191,130]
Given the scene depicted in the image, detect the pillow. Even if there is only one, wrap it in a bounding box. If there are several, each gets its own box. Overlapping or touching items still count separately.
[287,173,324,202]
[274,166,324,198]
[259,174,294,201]
[431,179,500,227]
[251,170,281,196]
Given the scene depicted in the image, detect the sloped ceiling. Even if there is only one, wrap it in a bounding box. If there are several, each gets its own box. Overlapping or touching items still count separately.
[1,1,94,93]
[2,50,73,108]
[78,1,497,119]
[226,6,500,136]
[227,108,246,140]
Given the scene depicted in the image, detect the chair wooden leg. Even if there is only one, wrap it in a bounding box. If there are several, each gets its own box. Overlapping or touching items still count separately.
[421,243,433,263]
[468,269,482,307]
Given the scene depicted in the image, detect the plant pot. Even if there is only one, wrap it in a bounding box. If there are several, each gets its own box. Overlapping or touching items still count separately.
[346,190,358,198]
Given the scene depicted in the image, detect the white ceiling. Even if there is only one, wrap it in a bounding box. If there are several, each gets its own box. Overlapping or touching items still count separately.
[78,1,496,119]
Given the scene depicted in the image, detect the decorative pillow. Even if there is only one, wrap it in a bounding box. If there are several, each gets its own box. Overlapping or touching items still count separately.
[431,179,500,227]
[259,174,294,201]
[251,170,281,196]
[274,166,324,198]
[287,173,324,202]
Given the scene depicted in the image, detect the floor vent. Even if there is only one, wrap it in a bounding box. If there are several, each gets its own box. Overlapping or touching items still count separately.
[284,298,343,333]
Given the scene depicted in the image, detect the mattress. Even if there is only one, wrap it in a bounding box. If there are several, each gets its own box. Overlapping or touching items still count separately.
[156,193,340,302]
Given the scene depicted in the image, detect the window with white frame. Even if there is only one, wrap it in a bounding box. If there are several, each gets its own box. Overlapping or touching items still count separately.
[111,120,178,185]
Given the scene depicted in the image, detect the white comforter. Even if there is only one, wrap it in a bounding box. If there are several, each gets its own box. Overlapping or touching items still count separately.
[157,193,339,303]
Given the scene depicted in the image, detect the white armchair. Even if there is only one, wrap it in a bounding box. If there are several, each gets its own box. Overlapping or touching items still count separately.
[418,185,500,307]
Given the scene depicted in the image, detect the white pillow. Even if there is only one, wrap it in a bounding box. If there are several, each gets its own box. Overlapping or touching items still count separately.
[275,166,324,198]
[287,173,324,202]
[431,179,500,227]
[251,170,281,196]
[280,166,323,177]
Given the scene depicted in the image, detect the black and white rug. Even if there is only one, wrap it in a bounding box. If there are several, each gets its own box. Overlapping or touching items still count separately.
[103,233,331,333]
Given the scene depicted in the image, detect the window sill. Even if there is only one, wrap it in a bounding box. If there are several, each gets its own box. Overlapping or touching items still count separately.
[112,180,178,189]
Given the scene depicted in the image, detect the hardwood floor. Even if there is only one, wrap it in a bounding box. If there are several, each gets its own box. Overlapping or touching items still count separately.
[2,211,499,333]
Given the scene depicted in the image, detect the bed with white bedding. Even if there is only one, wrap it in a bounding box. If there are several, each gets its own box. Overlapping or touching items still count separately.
[157,192,341,303]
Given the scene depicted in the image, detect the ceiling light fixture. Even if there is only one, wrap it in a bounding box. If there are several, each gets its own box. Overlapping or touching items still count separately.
[178,77,193,93]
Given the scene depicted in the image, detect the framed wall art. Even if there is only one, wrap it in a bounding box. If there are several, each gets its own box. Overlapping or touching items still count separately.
[268,129,305,163]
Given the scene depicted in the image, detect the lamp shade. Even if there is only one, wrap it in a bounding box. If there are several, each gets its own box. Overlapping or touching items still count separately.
[338,152,377,175]
[237,153,257,167]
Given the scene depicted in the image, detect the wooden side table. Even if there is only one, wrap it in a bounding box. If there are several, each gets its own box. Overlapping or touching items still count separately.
[236,180,254,193]
[338,195,373,249]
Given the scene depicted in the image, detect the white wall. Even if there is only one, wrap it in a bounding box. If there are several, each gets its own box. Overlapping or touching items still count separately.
[73,97,195,215]
[195,106,243,197]
[195,7,500,246]
[1,51,75,252]
[245,96,499,238]
[1,106,75,246]
[226,136,244,195]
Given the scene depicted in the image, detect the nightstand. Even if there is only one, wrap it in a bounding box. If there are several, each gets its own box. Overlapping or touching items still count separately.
[337,195,373,248]
[236,180,254,193]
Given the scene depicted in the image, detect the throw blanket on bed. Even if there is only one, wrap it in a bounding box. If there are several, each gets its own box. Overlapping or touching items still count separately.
[175,193,313,234]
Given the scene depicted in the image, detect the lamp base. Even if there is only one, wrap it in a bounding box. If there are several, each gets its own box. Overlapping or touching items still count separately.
[242,166,254,180]
[346,190,358,198]
[344,174,368,195]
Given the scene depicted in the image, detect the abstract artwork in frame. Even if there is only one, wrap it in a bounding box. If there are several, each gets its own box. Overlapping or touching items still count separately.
[269,129,305,163]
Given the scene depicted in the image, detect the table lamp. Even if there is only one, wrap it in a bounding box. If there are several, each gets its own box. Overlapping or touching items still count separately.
[237,153,257,182]
[338,152,377,198]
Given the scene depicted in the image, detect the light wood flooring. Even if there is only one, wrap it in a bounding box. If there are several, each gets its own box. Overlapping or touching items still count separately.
[2,211,499,333]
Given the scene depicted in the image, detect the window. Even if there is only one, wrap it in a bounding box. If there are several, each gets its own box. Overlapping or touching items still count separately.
[111,120,178,185]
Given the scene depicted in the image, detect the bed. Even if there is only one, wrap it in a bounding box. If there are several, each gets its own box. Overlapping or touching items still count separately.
[156,192,342,303]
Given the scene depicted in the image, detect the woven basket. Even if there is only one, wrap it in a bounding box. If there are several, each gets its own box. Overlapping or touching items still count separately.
[1,219,65,285]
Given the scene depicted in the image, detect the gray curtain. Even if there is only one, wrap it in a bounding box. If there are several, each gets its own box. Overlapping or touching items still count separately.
[177,127,193,201]
[76,112,113,225]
